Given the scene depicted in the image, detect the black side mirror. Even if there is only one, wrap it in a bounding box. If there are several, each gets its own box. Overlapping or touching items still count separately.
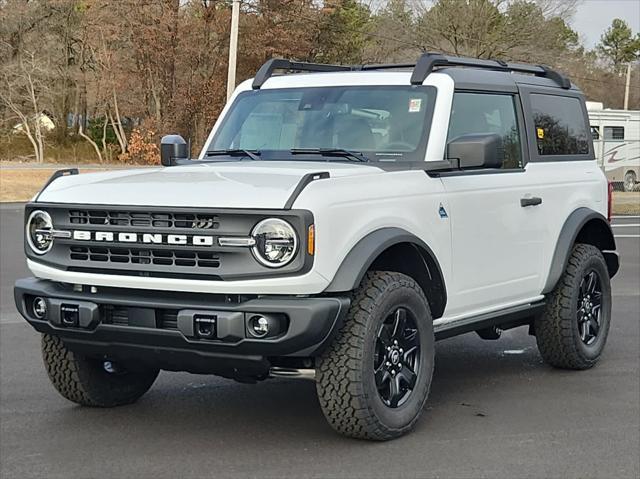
[446,133,503,169]
[160,135,189,166]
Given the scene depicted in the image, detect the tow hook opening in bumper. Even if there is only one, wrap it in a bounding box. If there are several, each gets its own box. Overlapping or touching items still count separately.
[61,304,80,327]
[194,315,217,339]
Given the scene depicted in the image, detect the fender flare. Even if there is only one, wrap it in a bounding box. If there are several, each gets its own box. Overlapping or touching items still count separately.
[324,227,446,300]
[542,207,618,294]
[34,168,78,202]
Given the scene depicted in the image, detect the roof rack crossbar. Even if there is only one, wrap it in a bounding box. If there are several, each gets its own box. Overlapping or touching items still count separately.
[252,59,352,89]
[409,53,571,89]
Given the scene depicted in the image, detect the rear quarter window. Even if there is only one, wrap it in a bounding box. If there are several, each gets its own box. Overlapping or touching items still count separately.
[530,94,590,156]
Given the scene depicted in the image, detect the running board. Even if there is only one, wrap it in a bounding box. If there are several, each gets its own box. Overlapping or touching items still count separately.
[434,301,545,341]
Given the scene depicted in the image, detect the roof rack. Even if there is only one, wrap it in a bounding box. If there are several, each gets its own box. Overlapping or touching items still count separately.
[251,53,572,90]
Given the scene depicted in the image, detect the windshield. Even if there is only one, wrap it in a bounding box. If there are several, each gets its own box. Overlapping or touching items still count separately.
[207,86,436,162]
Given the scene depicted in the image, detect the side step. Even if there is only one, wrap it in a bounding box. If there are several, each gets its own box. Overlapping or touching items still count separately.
[434,301,545,341]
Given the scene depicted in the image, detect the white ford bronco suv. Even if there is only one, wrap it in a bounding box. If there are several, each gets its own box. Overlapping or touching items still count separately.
[15,53,619,440]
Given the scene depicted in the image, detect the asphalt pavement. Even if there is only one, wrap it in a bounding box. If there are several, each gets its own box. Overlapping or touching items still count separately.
[1,203,638,479]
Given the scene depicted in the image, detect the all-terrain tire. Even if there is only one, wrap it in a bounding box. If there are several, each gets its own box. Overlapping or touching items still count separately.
[535,244,612,370]
[42,334,159,407]
[316,271,434,441]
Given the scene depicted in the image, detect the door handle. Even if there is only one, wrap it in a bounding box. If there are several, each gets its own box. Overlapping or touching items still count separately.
[520,197,542,207]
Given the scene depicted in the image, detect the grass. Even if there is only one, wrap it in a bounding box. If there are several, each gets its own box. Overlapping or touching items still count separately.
[1,167,640,215]
[0,134,119,164]
[0,168,104,202]
[1,169,55,202]
[612,191,640,216]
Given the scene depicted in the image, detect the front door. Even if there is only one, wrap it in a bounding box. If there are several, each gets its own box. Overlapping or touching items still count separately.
[439,91,546,319]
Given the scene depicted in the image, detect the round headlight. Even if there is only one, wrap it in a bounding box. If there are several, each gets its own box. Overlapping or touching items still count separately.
[251,218,298,268]
[26,210,54,254]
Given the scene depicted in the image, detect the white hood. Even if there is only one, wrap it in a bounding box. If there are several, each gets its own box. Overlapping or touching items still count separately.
[36,161,384,209]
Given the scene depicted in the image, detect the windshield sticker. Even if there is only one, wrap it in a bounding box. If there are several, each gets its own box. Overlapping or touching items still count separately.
[409,99,422,113]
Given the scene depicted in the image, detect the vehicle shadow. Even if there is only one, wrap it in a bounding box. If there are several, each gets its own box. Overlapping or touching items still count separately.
[45,328,545,446]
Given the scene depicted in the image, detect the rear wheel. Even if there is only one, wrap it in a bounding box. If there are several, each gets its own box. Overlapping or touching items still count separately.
[42,334,159,407]
[316,271,434,440]
[535,244,612,370]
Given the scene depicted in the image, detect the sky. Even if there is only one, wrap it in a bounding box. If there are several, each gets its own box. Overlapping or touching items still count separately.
[571,0,640,48]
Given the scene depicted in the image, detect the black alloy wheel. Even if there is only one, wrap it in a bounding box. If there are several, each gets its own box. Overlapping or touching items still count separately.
[374,307,421,408]
[577,270,603,345]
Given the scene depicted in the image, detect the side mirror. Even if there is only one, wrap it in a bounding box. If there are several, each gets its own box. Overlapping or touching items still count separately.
[446,133,503,169]
[160,134,189,166]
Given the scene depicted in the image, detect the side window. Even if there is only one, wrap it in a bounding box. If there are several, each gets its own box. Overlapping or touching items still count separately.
[530,94,590,156]
[603,126,624,140]
[448,92,522,169]
[591,126,600,140]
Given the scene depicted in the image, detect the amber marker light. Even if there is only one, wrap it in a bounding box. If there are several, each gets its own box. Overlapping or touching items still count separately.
[307,224,315,256]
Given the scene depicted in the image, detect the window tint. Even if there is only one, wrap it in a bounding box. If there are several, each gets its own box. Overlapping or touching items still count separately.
[603,126,624,140]
[447,93,522,168]
[530,94,589,156]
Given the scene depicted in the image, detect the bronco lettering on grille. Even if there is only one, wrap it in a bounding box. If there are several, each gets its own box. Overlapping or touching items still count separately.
[71,230,215,246]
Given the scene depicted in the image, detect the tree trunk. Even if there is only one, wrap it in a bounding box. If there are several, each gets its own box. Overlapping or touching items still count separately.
[78,121,103,163]
[74,83,102,163]
[26,72,44,162]
[111,89,127,153]
[101,111,109,159]
[108,110,126,155]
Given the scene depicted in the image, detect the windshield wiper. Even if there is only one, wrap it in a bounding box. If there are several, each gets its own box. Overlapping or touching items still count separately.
[290,148,369,163]
[205,149,261,161]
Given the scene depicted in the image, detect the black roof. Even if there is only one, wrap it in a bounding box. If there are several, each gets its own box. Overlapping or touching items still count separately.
[252,52,573,91]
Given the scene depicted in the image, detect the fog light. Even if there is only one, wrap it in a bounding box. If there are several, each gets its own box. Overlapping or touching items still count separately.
[32,297,47,319]
[248,315,270,338]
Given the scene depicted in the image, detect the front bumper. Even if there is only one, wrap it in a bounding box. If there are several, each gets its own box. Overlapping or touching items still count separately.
[14,278,349,379]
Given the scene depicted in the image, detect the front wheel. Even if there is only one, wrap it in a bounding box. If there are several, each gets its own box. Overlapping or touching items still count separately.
[316,271,434,440]
[42,334,159,407]
[535,244,612,370]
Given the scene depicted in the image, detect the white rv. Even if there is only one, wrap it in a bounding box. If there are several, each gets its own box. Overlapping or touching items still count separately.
[587,102,640,191]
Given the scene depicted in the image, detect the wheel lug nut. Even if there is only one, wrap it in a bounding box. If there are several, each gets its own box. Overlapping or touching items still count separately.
[386,361,391,367]
[391,370,395,375]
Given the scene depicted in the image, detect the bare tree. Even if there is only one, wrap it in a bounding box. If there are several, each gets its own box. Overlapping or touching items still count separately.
[0,50,50,162]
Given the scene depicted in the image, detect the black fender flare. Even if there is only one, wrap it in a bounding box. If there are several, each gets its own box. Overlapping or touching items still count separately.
[324,227,447,302]
[542,207,618,294]
[34,168,78,202]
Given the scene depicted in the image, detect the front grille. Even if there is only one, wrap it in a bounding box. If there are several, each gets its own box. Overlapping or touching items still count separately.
[69,246,221,268]
[69,210,219,230]
[28,204,310,280]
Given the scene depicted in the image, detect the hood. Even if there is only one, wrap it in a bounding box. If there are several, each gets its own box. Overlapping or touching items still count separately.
[36,161,384,209]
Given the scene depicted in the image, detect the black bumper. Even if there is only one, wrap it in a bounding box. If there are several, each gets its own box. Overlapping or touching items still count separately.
[14,278,349,379]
